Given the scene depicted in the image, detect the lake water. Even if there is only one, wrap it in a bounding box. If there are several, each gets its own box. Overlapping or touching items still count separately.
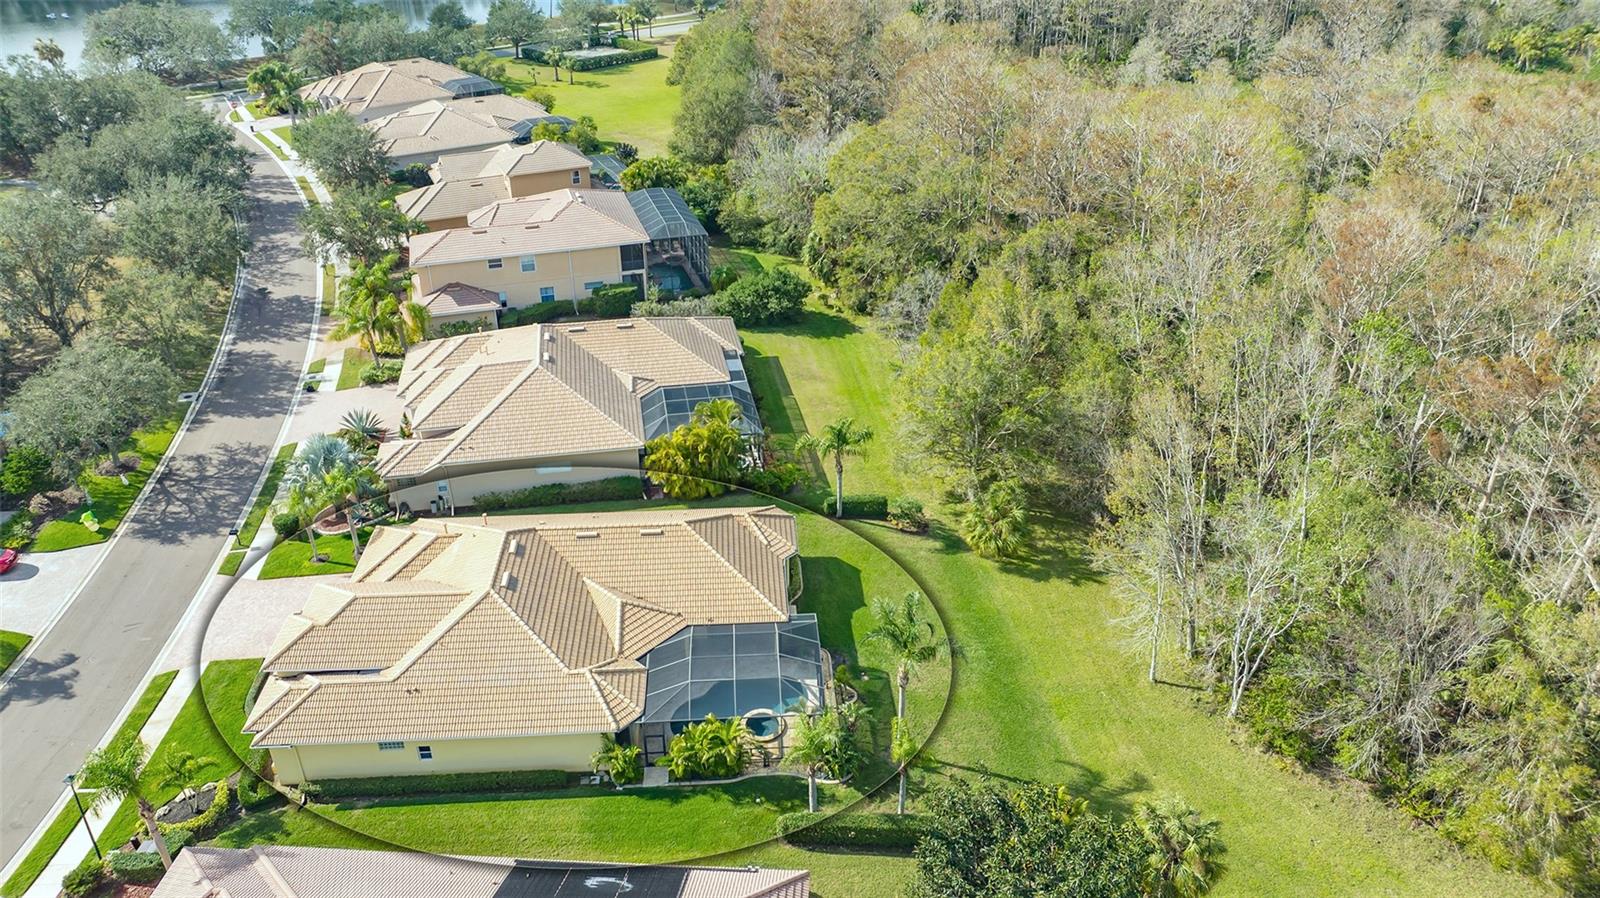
[0,0,558,68]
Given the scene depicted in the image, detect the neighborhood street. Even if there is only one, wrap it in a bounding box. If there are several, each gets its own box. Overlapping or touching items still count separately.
[0,131,317,868]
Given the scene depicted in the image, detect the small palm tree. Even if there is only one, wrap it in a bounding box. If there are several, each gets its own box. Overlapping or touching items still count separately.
[959,479,1029,559]
[785,711,840,813]
[548,49,567,83]
[79,739,171,869]
[33,38,64,68]
[1136,796,1225,898]
[337,409,389,455]
[159,750,215,815]
[320,463,381,559]
[332,255,409,363]
[591,734,643,786]
[281,434,361,561]
[865,591,943,718]
[795,417,873,518]
[245,61,304,117]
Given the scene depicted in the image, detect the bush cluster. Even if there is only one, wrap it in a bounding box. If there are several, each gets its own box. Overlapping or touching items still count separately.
[888,495,928,532]
[272,511,301,540]
[740,461,807,497]
[711,268,809,326]
[62,856,105,898]
[498,284,640,327]
[360,359,402,385]
[838,493,888,519]
[551,45,659,71]
[158,780,231,838]
[775,812,930,851]
[0,509,36,549]
[107,849,166,883]
[302,768,569,800]
[472,476,642,512]
[238,772,284,810]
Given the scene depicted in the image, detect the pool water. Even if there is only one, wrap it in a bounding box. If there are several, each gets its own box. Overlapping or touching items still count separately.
[745,715,780,740]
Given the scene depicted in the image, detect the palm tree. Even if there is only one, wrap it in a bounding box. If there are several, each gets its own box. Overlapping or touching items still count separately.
[785,711,840,813]
[79,739,171,869]
[865,591,943,718]
[282,434,361,561]
[890,715,916,815]
[320,463,381,560]
[548,49,569,84]
[331,254,410,363]
[1136,796,1225,898]
[33,38,64,68]
[795,417,873,518]
[629,0,658,37]
[591,734,643,785]
[158,750,215,815]
[959,479,1028,559]
[337,408,389,455]
[245,61,305,117]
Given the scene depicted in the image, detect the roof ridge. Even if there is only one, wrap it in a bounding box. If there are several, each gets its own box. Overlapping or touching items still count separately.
[248,676,321,743]
[385,590,491,679]
[539,331,646,442]
[583,671,621,731]
[680,514,787,618]
[249,845,301,898]
[423,360,549,470]
[489,589,578,673]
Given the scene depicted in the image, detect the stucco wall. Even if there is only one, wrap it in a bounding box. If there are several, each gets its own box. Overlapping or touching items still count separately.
[268,733,604,785]
[412,245,628,307]
[387,450,642,510]
[419,214,470,232]
[510,169,590,195]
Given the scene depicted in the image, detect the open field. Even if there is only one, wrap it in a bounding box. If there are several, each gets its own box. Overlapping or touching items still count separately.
[496,50,680,155]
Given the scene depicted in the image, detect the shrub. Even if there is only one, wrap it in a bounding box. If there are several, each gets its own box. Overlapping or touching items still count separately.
[523,86,556,112]
[0,509,35,549]
[1,445,59,499]
[634,295,715,317]
[710,264,741,292]
[776,812,930,851]
[272,512,301,540]
[839,493,888,519]
[62,856,106,898]
[558,45,658,71]
[959,479,1028,559]
[435,319,485,337]
[360,359,402,385]
[712,268,809,326]
[498,284,640,327]
[592,734,644,786]
[662,714,750,781]
[237,772,283,810]
[107,849,166,883]
[471,476,642,511]
[888,495,928,532]
[159,780,231,838]
[302,768,570,800]
[740,461,806,497]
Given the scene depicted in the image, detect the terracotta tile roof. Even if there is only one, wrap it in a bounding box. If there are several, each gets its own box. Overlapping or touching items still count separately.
[152,846,810,898]
[376,318,742,482]
[247,507,796,747]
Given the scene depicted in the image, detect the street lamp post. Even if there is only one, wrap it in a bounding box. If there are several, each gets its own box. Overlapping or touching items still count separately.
[63,774,102,860]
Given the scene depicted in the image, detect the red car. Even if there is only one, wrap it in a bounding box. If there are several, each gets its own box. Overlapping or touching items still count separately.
[0,548,16,575]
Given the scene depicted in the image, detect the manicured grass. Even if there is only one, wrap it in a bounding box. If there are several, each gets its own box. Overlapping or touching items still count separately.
[0,630,31,675]
[728,283,1549,898]
[257,525,369,580]
[234,443,296,551]
[30,417,181,552]
[306,358,326,376]
[217,550,247,577]
[271,126,294,148]
[321,264,336,314]
[336,346,374,390]
[95,661,262,854]
[228,108,241,123]
[497,52,680,155]
[256,134,289,162]
[0,670,178,898]
[296,176,317,206]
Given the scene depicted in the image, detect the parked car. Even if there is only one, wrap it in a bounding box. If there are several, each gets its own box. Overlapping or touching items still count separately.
[0,548,17,575]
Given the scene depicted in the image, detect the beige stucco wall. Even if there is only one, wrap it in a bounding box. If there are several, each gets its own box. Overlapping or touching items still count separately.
[412,245,630,308]
[509,169,590,196]
[268,733,604,785]
[419,214,470,232]
[386,449,642,510]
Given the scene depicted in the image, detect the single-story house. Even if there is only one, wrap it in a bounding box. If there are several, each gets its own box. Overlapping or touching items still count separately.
[407,187,710,305]
[299,58,502,122]
[153,846,810,898]
[372,316,759,510]
[397,141,596,231]
[245,505,822,782]
[368,95,555,168]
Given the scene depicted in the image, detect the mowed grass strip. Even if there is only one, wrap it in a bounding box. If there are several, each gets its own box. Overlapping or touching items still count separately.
[0,671,179,898]
[0,630,31,675]
[496,51,680,155]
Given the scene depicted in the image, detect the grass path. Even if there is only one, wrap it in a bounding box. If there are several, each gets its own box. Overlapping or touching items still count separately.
[731,291,1548,898]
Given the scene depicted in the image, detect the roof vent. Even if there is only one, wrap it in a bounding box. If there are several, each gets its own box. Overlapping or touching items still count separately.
[568,326,586,333]
[500,570,512,589]
[523,224,540,230]
[544,331,554,341]
[471,229,487,235]
[469,181,484,187]
[509,537,521,555]
[575,531,600,539]
[543,352,553,362]
[639,528,663,536]
[616,322,635,329]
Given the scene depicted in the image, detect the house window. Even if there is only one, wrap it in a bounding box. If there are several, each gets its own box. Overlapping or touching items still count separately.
[497,291,508,306]
[377,741,404,751]
[417,745,433,761]
[572,169,582,185]
[487,258,503,270]
[540,286,556,303]
[520,255,536,273]
[583,281,604,292]
[535,464,572,474]
[619,244,645,271]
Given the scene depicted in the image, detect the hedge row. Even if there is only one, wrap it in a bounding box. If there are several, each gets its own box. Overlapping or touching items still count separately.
[107,849,165,884]
[554,45,659,71]
[302,768,570,800]
[838,494,889,519]
[472,475,643,512]
[158,780,231,837]
[774,812,930,851]
[499,283,639,328]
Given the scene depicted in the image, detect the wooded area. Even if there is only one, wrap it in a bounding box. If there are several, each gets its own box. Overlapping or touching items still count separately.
[671,1,1599,893]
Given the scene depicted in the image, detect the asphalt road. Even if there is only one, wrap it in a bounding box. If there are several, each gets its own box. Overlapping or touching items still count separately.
[0,130,316,867]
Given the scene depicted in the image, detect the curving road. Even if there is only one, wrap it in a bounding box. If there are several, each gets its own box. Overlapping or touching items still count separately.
[0,127,317,867]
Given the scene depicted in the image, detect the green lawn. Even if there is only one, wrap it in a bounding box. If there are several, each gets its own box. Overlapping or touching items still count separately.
[235,443,295,550]
[217,550,247,576]
[0,671,179,898]
[228,108,241,123]
[296,175,318,206]
[271,126,294,147]
[497,52,680,155]
[256,134,289,162]
[257,525,369,579]
[322,264,336,314]
[336,346,386,390]
[0,630,31,675]
[31,417,181,552]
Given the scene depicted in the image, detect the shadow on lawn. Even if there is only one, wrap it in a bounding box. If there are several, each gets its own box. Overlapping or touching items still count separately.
[922,515,1102,587]
[799,555,866,659]
[329,776,811,815]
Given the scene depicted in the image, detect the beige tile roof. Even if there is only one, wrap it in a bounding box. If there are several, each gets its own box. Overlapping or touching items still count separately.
[299,59,494,116]
[409,189,647,266]
[418,282,501,317]
[248,507,795,747]
[447,93,553,131]
[429,140,593,184]
[368,100,513,160]
[396,178,512,223]
[376,318,741,483]
[152,846,810,898]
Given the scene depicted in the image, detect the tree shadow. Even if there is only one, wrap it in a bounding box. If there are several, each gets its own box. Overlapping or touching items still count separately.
[798,555,865,662]
[0,650,80,710]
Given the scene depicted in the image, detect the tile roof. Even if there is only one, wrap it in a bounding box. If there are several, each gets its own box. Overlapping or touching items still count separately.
[247,506,796,747]
[375,318,742,482]
[152,847,811,898]
[417,282,501,317]
[409,189,648,266]
[367,100,515,160]
[299,58,491,116]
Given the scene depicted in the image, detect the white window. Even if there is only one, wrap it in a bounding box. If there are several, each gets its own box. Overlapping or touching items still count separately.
[377,741,404,751]
[540,286,556,303]
[487,258,503,270]
[520,255,536,273]
[535,464,573,474]
[417,745,433,761]
[572,169,582,185]
[583,281,604,292]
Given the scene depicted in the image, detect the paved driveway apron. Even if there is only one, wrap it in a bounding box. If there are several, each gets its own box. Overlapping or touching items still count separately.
[0,132,316,866]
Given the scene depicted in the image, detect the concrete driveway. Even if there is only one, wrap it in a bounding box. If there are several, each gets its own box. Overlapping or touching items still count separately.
[0,544,108,637]
[285,383,407,446]
[160,574,344,669]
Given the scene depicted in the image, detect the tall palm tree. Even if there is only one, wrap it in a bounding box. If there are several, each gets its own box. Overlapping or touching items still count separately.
[332,255,409,363]
[629,0,658,37]
[282,434,361,561]
[785,712,838,813]
[548,49,567,83]
[795,417,873,518]
[245,61,305,117]
[320,463,381,560]
[865,591,942,718]
[1136,796,1225,898]
[890,715,916,815]
[79,740,171,869]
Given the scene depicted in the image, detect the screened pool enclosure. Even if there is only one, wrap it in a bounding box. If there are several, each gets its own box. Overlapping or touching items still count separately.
[638,615,827,725]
